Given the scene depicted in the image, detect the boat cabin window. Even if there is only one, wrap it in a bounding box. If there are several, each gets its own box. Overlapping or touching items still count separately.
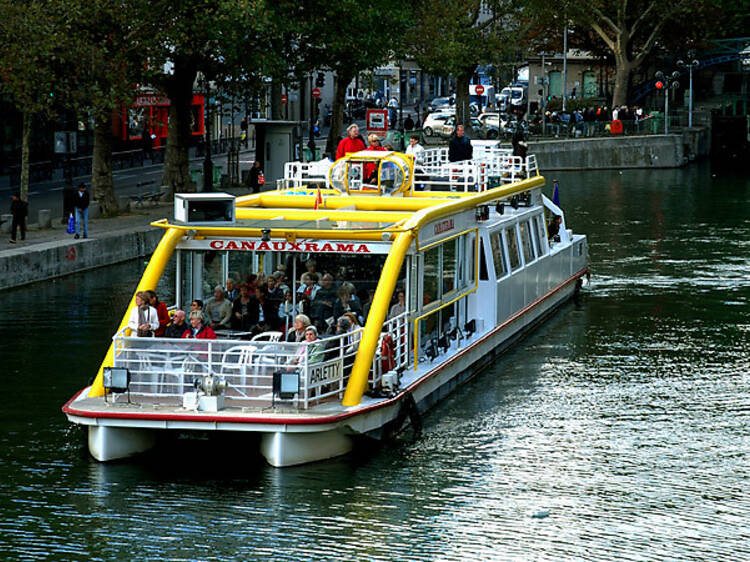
[478,238,489,281]
[505,227,522,271]
[519,221,535,264]
[489,230,508,278]
[420,232,476,310]
[533,215,548,256]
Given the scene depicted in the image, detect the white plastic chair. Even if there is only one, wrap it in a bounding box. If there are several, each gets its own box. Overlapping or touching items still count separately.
[251,331,283,343]
[220,345,258,396]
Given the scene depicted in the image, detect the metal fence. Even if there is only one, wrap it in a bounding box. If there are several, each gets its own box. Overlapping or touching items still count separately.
[110,312,409,410]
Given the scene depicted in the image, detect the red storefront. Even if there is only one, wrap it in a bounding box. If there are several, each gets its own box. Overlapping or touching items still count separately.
[116,93,205,148]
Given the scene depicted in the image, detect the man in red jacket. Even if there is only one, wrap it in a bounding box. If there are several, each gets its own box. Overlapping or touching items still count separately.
[335,124,366,160]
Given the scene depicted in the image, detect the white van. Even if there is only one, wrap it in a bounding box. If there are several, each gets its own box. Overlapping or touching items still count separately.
[498,86,526,111]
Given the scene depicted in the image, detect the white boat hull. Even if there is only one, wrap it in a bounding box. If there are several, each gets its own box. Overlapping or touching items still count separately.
[67,270,583,466]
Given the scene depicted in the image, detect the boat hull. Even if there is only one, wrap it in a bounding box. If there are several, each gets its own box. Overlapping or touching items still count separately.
[64,269,585,466]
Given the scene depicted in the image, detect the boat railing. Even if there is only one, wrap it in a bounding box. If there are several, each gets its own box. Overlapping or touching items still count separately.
[418,146,537,184]
[415,160,488,192]
[275,161,331,190]
[111,314,411,409]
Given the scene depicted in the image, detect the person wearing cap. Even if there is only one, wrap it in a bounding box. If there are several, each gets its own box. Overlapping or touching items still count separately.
[335,123,366,160]
[73,183,90,239]
[204,284,232,330]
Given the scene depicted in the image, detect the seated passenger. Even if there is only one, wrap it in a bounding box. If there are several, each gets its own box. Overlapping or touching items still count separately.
[231,284,254,332]
[388,290,406,319]
[253,284,280,332]
[298,258,316,286]
[278,291,299,333]
[312,273,337,327]
[204,285,233,330]
[127,291,160,337]
[147,290,170,337]
[289,326,325,369]
[286,314,311,343]
[266,274,286,305]
[165,309,188,338]
[297,272,320,300]
[182,311,216,339]
[333,282,363,321]
[225,278,238,302]
[190,299,203,312]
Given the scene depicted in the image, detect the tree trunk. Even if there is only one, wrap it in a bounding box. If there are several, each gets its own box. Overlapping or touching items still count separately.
[612,54,633,107]
[20,111,31,202]
[161,60,198,198]
[455,69,473,136]
[91,114,119,215]
[271,80,283,120]
[325,69,353,158]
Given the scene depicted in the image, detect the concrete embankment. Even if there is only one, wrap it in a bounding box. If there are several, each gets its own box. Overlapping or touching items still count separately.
[0,228,163,291]
[529,128,710,170]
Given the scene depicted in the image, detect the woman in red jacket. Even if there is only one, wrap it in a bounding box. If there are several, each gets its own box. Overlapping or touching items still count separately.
[335,124,366,160]
[147,290,170,337]
[182,311,217,339]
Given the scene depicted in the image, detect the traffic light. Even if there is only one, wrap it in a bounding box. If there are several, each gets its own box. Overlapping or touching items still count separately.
[655,81,664,90]
[315,73,325,88]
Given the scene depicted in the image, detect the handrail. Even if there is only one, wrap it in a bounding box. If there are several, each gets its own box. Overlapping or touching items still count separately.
[88,227,185,397]
[342,174,547,406]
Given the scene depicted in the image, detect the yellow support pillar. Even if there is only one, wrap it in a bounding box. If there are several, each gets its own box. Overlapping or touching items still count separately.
[342,229,415,406]
[88,227,184,397]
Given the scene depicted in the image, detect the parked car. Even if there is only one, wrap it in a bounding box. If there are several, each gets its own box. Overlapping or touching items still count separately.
[438,115,488,139]
[427,96,454,113]
[477,112,509,134]
[422,111,454,137]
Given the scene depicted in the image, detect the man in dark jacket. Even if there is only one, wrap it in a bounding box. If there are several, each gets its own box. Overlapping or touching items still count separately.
[74,183,90,239]
[448,124,473,162]
[9,192,27,243]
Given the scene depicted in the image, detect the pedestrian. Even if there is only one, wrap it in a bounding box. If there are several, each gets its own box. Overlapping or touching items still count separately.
[403,114,414,131]
[240,115,248,148]
[9,192,27,244]
[511,123,527,158]
[248,161,264,194]
[448,124,473,162]
[74,182,89,239]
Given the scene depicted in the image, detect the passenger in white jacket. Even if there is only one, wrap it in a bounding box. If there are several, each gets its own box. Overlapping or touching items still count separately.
[127,291,160,337]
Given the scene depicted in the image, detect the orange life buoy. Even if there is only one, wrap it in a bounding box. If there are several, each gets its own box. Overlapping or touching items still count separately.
[381,334,395,373]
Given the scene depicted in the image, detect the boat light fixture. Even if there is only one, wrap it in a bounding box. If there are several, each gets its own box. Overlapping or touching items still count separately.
[495,202,505,215]
[510,195,519,209]
[273,371,299,401]
[464,319,476,336]
[261,228,272,242]
[103,367,130,402]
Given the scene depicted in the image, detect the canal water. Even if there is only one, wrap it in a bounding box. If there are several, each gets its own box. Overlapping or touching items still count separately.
[1,162,749,561]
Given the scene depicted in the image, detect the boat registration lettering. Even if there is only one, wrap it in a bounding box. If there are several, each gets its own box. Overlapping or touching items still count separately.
[434,219,454,235]
[207,240,372,253]
[309,362,341,385]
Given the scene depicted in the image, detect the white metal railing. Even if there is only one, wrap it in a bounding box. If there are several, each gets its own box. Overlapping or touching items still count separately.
[275,161,332,190]
[111,315,411,409]
[369,312,409,385]
[419,146,537,185]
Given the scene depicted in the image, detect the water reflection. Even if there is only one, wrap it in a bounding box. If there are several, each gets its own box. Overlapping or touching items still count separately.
[1,163,750,560]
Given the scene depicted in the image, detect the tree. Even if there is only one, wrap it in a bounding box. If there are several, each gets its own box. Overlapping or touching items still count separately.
[0,1,71,202]
[412,1,517,134]
[67,0,158,214]
[294,0,412,157]
[523,0,749,106]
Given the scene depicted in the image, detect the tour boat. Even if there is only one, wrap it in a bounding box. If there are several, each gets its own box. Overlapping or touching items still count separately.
[63,145,588,467]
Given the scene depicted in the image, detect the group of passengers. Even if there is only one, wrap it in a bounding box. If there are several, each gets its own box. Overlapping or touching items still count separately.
[128,290,216,340]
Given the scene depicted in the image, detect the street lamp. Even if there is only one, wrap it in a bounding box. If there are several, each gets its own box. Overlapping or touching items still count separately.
[654,71,680,134]
[677,56,700,128]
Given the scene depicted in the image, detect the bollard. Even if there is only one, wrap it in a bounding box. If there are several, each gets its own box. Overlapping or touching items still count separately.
[0,214,11,234]
[38,209,51,229]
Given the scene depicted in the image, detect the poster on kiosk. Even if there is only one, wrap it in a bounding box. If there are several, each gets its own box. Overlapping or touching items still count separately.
[366,109,389,134]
